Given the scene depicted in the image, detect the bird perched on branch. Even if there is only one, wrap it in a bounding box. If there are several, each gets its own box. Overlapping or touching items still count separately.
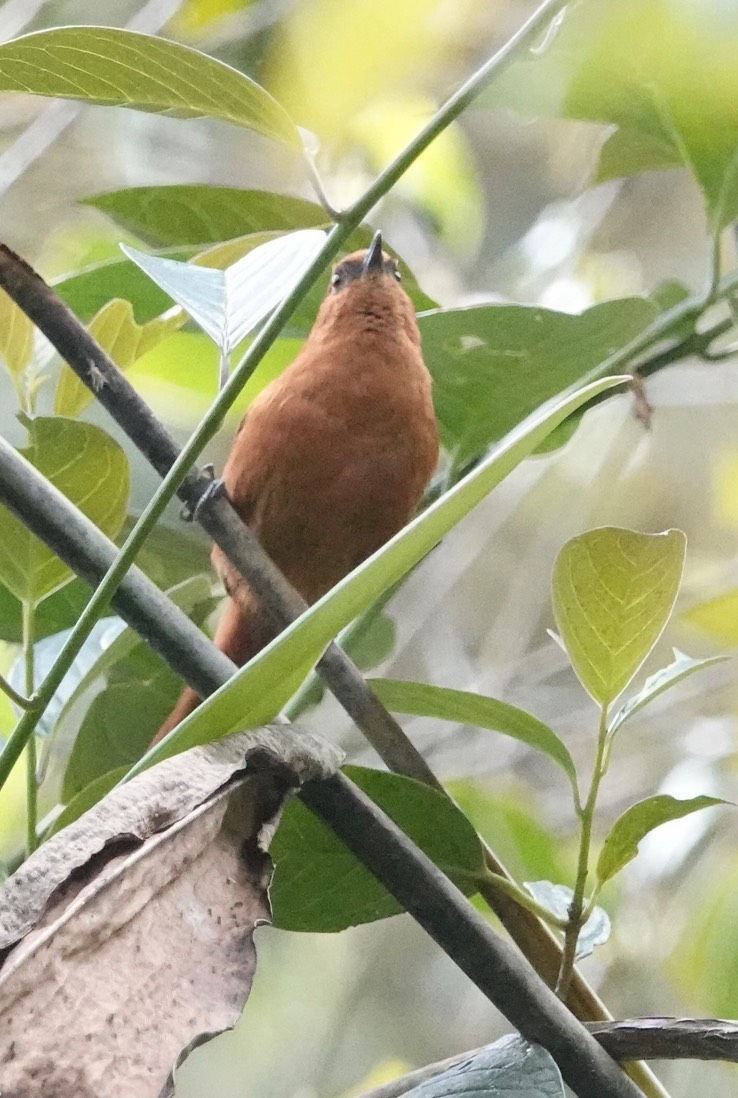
[154,231,439,742]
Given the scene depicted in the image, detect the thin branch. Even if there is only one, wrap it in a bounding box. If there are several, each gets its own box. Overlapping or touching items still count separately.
[354,1018,738,1098]
[300,773,643,1098]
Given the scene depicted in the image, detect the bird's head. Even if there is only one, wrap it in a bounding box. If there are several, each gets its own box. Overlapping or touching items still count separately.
[328,231,402,294]
[317,231,419,344]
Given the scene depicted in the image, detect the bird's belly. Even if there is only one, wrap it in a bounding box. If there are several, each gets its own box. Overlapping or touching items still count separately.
[249,424,430,601]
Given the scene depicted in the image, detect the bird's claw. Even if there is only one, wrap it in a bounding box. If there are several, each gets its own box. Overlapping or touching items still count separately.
[180,464,223,521]
[193,476,227,521]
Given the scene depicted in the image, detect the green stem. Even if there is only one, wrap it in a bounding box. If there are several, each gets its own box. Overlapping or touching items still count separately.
[340,0,571,226]
[0,1,568,799]
[577,267,738,394]
[0,671,34,710]
[22,600,37,857]
[482,869,568,930]
[707,229,723,304]
[556,705,609,1000]
[582,882,603,924]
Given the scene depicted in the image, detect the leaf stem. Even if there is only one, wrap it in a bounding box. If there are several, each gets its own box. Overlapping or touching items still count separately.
[706,229,723,304]
[556,705,609,1000]
[0,671,34,710]
[483,869,569,930]
[575,263,738,393]
[22,599,37,857]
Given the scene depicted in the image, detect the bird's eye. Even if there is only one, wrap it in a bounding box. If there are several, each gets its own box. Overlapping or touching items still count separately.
[392,267,402,282]
[330,272,341,290]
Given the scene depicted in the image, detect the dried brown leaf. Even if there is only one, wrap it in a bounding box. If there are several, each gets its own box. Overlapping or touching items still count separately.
[0,725,342,1097]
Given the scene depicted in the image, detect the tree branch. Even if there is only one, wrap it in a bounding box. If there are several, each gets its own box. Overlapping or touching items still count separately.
[355,1017,738,1098]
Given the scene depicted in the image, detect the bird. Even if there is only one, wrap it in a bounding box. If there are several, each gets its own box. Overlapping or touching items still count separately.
[153,231,439,743]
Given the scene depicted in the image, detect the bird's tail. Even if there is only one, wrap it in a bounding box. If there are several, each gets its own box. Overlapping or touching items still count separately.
[151,592,275,745]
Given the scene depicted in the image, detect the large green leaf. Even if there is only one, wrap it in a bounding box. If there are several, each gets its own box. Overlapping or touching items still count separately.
[0,418,129,604]
[128,375,626,776]
[0,27,300,147]
[596,794,727,886]
[270,765,485,932]
[0,578,92,644]
[84,186,329,247]
[418,298,655,465]
[54,298,185,417]
[370,678,577,795]
[551,527,686,707]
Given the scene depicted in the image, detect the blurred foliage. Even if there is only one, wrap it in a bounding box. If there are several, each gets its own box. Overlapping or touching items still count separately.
[491,0,738,231]
[0,0,735,1095]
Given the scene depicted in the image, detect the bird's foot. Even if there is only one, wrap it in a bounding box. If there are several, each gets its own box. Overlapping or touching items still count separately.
[180,464,223,521]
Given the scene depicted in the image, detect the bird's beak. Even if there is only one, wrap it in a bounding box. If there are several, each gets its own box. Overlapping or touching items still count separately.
[362,231,384,278]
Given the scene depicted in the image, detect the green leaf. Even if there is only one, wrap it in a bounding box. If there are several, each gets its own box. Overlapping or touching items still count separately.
[608,649,731,736]
[54,252,192,323]
[0,26,300,147]
[0,287,33,403]
[564,0,738,229]
[0,418,130,604]
[370,679,578,795]
[84,186,329,247]
[270,765,485,932]
[595,126,682,185]
[0,578,92,644]
[596,794,727,885]
[418,298,655,465]
[130,375,626,772]
[122,229,326,354]
[523,881,610,960]
[404,1035,563,1098]
[551,526,687,707]
[54,298,185,416]
[57,576,217,801]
